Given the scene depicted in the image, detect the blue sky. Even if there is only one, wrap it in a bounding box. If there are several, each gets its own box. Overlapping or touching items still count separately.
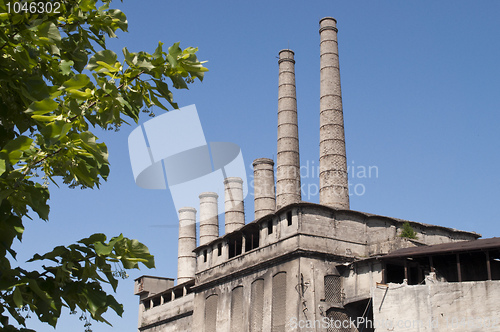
[13,0,500,331]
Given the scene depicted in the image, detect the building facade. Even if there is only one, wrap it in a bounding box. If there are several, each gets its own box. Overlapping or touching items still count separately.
[134,17,499,332]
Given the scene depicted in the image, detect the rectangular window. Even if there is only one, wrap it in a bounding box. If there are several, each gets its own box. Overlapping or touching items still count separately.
[272,272,287,332]
[217,243,222,256]
[205,295,218,332]
[203,250,207,263]
[324,275,342,303]
[286,211,292,226]
[231,287,244,331]
[251,279,264,332]
[267,220,273,235]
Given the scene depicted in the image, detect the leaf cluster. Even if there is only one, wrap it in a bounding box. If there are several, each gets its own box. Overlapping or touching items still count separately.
[0,0,207,330]
[399,222,418,240]
[1,233,154,330]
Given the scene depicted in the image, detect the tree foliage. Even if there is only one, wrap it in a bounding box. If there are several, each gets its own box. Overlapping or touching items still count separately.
[399,222,418,240]
[0,0,207,330]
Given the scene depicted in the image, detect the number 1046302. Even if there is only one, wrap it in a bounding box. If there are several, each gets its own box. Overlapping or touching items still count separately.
[6,1,61,14]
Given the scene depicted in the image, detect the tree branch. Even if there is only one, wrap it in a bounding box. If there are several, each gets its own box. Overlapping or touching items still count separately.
[69,70,145,122]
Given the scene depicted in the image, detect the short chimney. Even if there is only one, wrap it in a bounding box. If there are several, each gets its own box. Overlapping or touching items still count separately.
[319,17,350,209]
[276,49,301,210]
[224,177,245,233]
[177,207,196,284]
[252,158,276,219]
[199,192,219,245]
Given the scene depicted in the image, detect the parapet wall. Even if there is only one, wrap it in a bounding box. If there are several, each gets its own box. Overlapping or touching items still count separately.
[373,280,500,331]
[193,203,479,286]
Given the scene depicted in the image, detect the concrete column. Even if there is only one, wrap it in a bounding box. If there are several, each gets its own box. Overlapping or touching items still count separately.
[224,177,245,233]
[276,49,301,210]
[252,158,276,220]
[199,192,219,246]
[319,17,350,209]
[177,207,196,284]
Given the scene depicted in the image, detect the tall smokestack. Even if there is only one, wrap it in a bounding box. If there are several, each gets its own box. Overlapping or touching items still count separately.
[319,17,350,209]
[199,192,219,245]
[224,177,245,233]
[276,49,301,210]
[252,158,276,219]
[177,207,196,284]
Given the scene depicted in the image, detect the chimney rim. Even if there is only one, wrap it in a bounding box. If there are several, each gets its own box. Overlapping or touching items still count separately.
[223,177,243,185]
[279,49,295,56]
[199,192,218,199]
[178,207,197,213]
[319,16,337,24]
[253,158,275,166]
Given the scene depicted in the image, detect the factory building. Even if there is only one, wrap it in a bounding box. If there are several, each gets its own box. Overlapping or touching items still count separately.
[134,17,500,332]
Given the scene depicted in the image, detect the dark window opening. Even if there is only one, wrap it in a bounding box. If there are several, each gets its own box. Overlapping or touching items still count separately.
[252,231,260,249]
[235,238,242,256]
[152,296,161,307]
[432,254,459,282]
[287,211,292,226]
[143,300,151,310]
[267,220,273,234]
[461,252,488,281]
[203,250,207,263]
[173,287,183,299]
[386,263,405,284]
[244,229,260,252]
[217,242,222,256]
[407,264,421,285]
[344,299,374,332]
[163,291,172,303]
[228,236,243,259]
[490,250,500,280]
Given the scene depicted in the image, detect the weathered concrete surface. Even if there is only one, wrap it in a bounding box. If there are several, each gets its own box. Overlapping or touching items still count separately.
[276,49,301,210]
[373,280,500,331]
[139,293,194,332]
[252,158,276,220]
[177,207,196,284]
[224,177,245,233]
[199,192,219,246]
[343,260,383,304]
[134,276,175,299]
[319,17,350,209]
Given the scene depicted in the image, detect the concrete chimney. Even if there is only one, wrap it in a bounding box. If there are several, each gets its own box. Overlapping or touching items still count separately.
[276,49,301,210]
[199,192,219,246]
[252,158,276,219]
[319,17,350,209]
[177,207,196,284]
[224,177,245,233]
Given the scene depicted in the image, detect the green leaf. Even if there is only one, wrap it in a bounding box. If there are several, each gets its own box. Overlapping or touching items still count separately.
[13,287,23,308]
[62,74,91,90]
[95,60,120,73]
[37,21,61,55]
[107,9,128,32]
[0,159,5,175]
[136,60,155,71]
[1,136,33,165]
[60,60,75,75]
[86,50,118,72]
[26,98,59,115]
[78,233,107,246]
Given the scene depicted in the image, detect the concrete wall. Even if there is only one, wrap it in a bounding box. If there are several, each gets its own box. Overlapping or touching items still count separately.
[139,293,194,332]
[343,260,383,304]
[194,204,479,278]
[373,280,500,331]
[192,258,301,332]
